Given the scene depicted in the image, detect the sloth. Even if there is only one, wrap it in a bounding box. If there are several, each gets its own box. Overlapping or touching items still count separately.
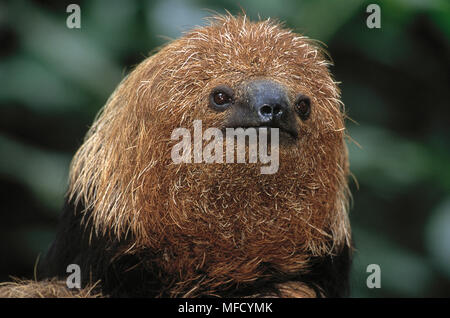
[2,14,352,298]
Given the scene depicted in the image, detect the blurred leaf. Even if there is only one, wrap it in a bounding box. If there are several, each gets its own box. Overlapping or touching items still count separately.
[291,0,361,41]
[0,134,70,212]
[426,199,450,279]
[348,125,428,191]
[351,225,434,297]
[348,124,450,193]
[0,56,88,111]
[10,2,123,101]
[86,0,140,56]
[429,4,450,39]
[148,0,211,39]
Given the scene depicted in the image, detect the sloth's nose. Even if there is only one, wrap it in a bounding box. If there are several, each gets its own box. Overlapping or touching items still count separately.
[258,103,284,122]
[247,80,290,125]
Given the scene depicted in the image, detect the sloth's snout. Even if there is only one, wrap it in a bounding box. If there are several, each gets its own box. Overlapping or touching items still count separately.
[217,79,299,140]
[248,80,289,125]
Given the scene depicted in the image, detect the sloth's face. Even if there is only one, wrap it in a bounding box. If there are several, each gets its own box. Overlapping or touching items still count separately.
[156,21,344,155]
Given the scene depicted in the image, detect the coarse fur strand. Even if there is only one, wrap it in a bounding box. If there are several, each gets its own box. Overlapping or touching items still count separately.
[0,279,102,298]
[35,14,353,298]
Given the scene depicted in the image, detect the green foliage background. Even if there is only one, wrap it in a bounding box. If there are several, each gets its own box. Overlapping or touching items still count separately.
[0,0,449,297]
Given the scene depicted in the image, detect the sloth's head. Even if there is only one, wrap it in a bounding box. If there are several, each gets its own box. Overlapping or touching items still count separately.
[69,15,350,293]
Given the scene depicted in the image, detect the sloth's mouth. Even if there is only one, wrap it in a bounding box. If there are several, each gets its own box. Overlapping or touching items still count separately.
[255,125,298,140]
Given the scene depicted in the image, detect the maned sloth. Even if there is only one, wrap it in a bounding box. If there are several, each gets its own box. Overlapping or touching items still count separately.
[8,14,353,298]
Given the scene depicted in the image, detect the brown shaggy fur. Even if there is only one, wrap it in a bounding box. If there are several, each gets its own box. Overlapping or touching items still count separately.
[4,14,351,297]
[0,279,102,298]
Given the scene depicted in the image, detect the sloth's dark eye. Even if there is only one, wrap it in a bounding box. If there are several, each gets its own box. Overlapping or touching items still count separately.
[209,85,234,111]
[213,92,231,105]
[294,95,311,120]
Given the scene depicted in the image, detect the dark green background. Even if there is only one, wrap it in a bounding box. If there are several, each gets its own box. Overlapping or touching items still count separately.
[1,0,449,297]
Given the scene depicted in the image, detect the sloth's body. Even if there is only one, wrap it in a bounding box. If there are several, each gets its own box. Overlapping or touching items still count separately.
[34,15,352,297]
